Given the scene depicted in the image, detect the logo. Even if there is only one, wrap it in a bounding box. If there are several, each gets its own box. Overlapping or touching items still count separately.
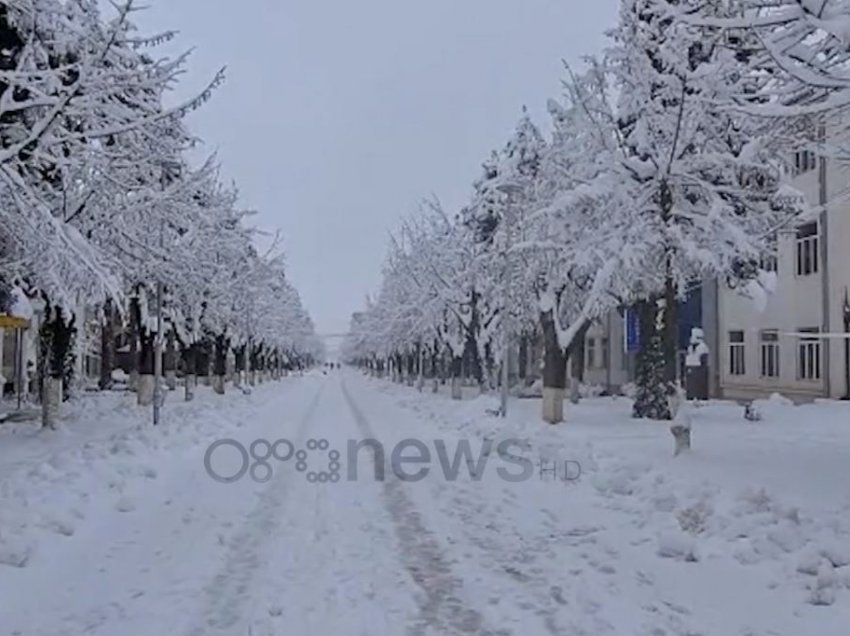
[204,437,581,485]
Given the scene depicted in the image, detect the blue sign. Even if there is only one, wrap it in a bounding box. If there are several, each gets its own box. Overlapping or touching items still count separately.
[625,307,640,352]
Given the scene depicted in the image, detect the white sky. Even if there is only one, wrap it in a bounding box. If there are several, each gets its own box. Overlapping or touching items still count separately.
[132,0,619,334]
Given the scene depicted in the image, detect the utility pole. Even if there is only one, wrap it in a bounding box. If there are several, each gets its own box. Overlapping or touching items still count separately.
[497,182,523,418]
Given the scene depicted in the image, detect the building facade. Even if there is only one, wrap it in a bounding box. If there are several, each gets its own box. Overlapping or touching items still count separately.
[717,151,850,401]
[574,151,850,403]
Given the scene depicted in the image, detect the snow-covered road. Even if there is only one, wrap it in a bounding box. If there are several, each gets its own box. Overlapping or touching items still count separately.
[2,374,419,636]
[2,372,849,635]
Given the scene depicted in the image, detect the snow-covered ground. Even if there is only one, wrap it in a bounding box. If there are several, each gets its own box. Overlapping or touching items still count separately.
[1,371,849,635]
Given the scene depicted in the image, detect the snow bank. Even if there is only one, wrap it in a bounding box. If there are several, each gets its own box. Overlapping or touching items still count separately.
[366,373,850,617]
[0,384,279,569]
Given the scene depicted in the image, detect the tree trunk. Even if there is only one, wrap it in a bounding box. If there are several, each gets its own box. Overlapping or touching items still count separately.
[527,331,542,382]
[540,309,567,424]
[39,305,76,428]
[635,181,680,420]
[213,334,227,395]
[406,351,415,386]
[99,298,115,390]
[484,342,495,391]
[430,343,439,383]
[234,345,246,387]
[518,334,528,382]
[165,369,177,391]
[137,328,154,407]
[633,296,676,420]
[197,339,211,386]
[394,353,403,383]
[182,343,197,402]
[127,300,140,393]
[137,373,155,406]
[568,324,589,404]
[164,330,177,390]
[450,355,463,400]
[663,273,679,390]
[463,333,484,391]
[42,376,62,429]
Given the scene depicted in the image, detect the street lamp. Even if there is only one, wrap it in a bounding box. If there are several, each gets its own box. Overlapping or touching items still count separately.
[496,181,523,418]
[843,287,850,401]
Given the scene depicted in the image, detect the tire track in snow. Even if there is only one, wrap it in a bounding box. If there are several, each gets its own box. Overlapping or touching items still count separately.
[341,378,501,636]
[185,383,325,636]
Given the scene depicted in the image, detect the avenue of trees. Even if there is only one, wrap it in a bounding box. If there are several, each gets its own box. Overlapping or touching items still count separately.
[0,1,321,427]
[344,0,850,425]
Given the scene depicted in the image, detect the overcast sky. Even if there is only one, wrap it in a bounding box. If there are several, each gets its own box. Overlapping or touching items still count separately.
[133,0,618,335]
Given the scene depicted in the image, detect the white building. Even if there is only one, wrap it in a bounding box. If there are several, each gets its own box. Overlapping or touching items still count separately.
[0,296,101,401]
[582,314,631,393]
[522,152,849,403]
[717,150,850,401]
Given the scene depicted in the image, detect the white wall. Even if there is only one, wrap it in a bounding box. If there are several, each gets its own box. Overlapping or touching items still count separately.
[825,158,850,399]
[582,312,630,393]
[717,155,850,401]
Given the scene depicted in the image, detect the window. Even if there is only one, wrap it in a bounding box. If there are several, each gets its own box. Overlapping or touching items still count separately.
[600,337,609,370]
[760,234,779,273]
[760,330,780,378]
[796,222,819,276]
[793,150,817,175]
[586,337,597,369]
[729,330,746,376]
[760,253,778,273]
[725,28,745,48]
[797,328,821,381]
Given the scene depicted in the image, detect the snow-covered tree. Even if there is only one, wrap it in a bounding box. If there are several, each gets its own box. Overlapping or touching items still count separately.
[663,0,850,114]
[0,1,317,426]
[0,0,222,304]
[598,0,806,419]
[348,0,810,429]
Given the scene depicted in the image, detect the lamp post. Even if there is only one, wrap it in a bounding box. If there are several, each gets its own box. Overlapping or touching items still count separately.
[843,287,850,401]
[496,182,523,418]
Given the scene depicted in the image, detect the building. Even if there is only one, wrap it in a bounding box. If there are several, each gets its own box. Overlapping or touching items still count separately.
[0,296,102,402]
[574,149,850,403]
[580,283,720,397]
[716,150,850,401]
[0,298,38,401]
[582,312,629,393]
